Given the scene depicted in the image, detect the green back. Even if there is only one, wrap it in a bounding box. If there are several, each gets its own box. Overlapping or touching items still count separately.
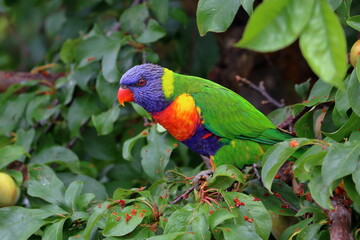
[171,73,293,144]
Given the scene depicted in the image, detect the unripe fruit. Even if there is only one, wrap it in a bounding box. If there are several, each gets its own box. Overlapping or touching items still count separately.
[350,39,360,68]
[0,172,20,207]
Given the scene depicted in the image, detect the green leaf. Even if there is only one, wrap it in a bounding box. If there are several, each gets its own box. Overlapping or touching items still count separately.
[68,62,99,91]
[64,180,84,210]
[294,111,315,138]
[67,94,102,137]
[246,180,299,216]
[267,106,292,126]
[299,0,347,88]
[26,95,59,124]
[0,145,27,169]
[76,33,122,67]
[0,81,37,104]
[322,112,360,142]
[131,102,152,119]
[196,0,241,36]
[102,42,121,83]
[141,126,177,181]
[327,0,342,10]
[261,138,316,192]
[344,176,360,206]
[208,164,245,190]
[103,204,152,236]
[308,167,332,209]
[0,207,53,240]
[356,56,360,83]
[235,0,315,52]
[295,79,311,99]
[240,0,255,15]
[56,77,76,105]
[60,38,81,64]
[278,218,313,240]
[164,204,210,238]
[147,232,186,240]
[208,209,236,230]
[296,223,322,240]
[334,74,351,117]
[92,107,120,136]
[42,219,66,240]
[304,79,333,107]
[293,144,326,181]
[149,0,169,23]
[58,172,107,201]
[96,73,119,108]
[15,128,35,153]
[82,128,119,161]
[45,10,66,37]
[322,141,360,187]
[119,4,149,35]
[346,15,360,31]
[28,164,65,205]
[353,168,360,196]
[83,204,107,239]
[348,70,360,117]
[137,19,166,44]
[31,146,80,172]
[0,93,34,135]
[217,224,262,240]
[122,129,148,161]
[221,191,272,240]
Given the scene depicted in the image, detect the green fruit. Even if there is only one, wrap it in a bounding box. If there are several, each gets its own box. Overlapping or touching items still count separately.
[350,39,360,68]
[0,172,20,207]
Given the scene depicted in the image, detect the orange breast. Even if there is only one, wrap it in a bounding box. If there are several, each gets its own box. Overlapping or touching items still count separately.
[152,94,200,141]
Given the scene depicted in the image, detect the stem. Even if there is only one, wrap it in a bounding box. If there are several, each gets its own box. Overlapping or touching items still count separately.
[170,186,195,204]
[235,75,285,108]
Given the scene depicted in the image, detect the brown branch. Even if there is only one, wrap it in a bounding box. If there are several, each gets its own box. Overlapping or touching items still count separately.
[277,106,311,132]
[235,75,285,108]
[0,71,64,92]
[170,186,195,204]
[328,198,354,240]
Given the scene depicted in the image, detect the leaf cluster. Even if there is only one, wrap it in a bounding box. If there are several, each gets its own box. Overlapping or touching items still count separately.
[0,0,359,239]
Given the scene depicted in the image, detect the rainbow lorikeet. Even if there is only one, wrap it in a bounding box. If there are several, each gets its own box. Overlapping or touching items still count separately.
[117,63,294,169]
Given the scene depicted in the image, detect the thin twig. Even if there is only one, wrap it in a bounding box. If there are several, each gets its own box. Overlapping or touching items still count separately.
[277,106,311,132]
[170,186,195,204]
[235,75,285,108]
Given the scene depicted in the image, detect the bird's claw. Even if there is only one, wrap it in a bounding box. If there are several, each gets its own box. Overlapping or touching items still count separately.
[192,170,213,191]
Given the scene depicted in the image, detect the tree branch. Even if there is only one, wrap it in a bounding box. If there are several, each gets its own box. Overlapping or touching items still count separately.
[328,198,354,240]
[277,106,311,132]
[235,75,285,108]
[170,186,195,204]
[0,71,64,92]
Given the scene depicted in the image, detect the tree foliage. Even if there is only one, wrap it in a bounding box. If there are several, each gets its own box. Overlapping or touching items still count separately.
[0,0,360,239]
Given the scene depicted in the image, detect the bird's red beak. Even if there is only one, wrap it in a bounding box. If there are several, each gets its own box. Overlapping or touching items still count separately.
[118,88,134,106]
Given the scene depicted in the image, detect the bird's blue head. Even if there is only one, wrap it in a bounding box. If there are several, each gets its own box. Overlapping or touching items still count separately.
[118,63,171,113]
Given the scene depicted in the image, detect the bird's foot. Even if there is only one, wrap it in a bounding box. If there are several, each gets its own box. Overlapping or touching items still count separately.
[192,170,213,191]
[191,170,221,205]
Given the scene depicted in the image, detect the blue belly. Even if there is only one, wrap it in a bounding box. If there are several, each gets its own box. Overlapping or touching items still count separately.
[181,124,223,157]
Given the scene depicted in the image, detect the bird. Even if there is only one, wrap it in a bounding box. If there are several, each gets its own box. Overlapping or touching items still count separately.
[117,63,294,170]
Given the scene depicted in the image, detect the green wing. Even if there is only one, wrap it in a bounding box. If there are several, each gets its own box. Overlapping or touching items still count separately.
[173,73,292,144]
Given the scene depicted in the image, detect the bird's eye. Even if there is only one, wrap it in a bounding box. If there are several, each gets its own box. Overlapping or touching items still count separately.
[137,79,147,86]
